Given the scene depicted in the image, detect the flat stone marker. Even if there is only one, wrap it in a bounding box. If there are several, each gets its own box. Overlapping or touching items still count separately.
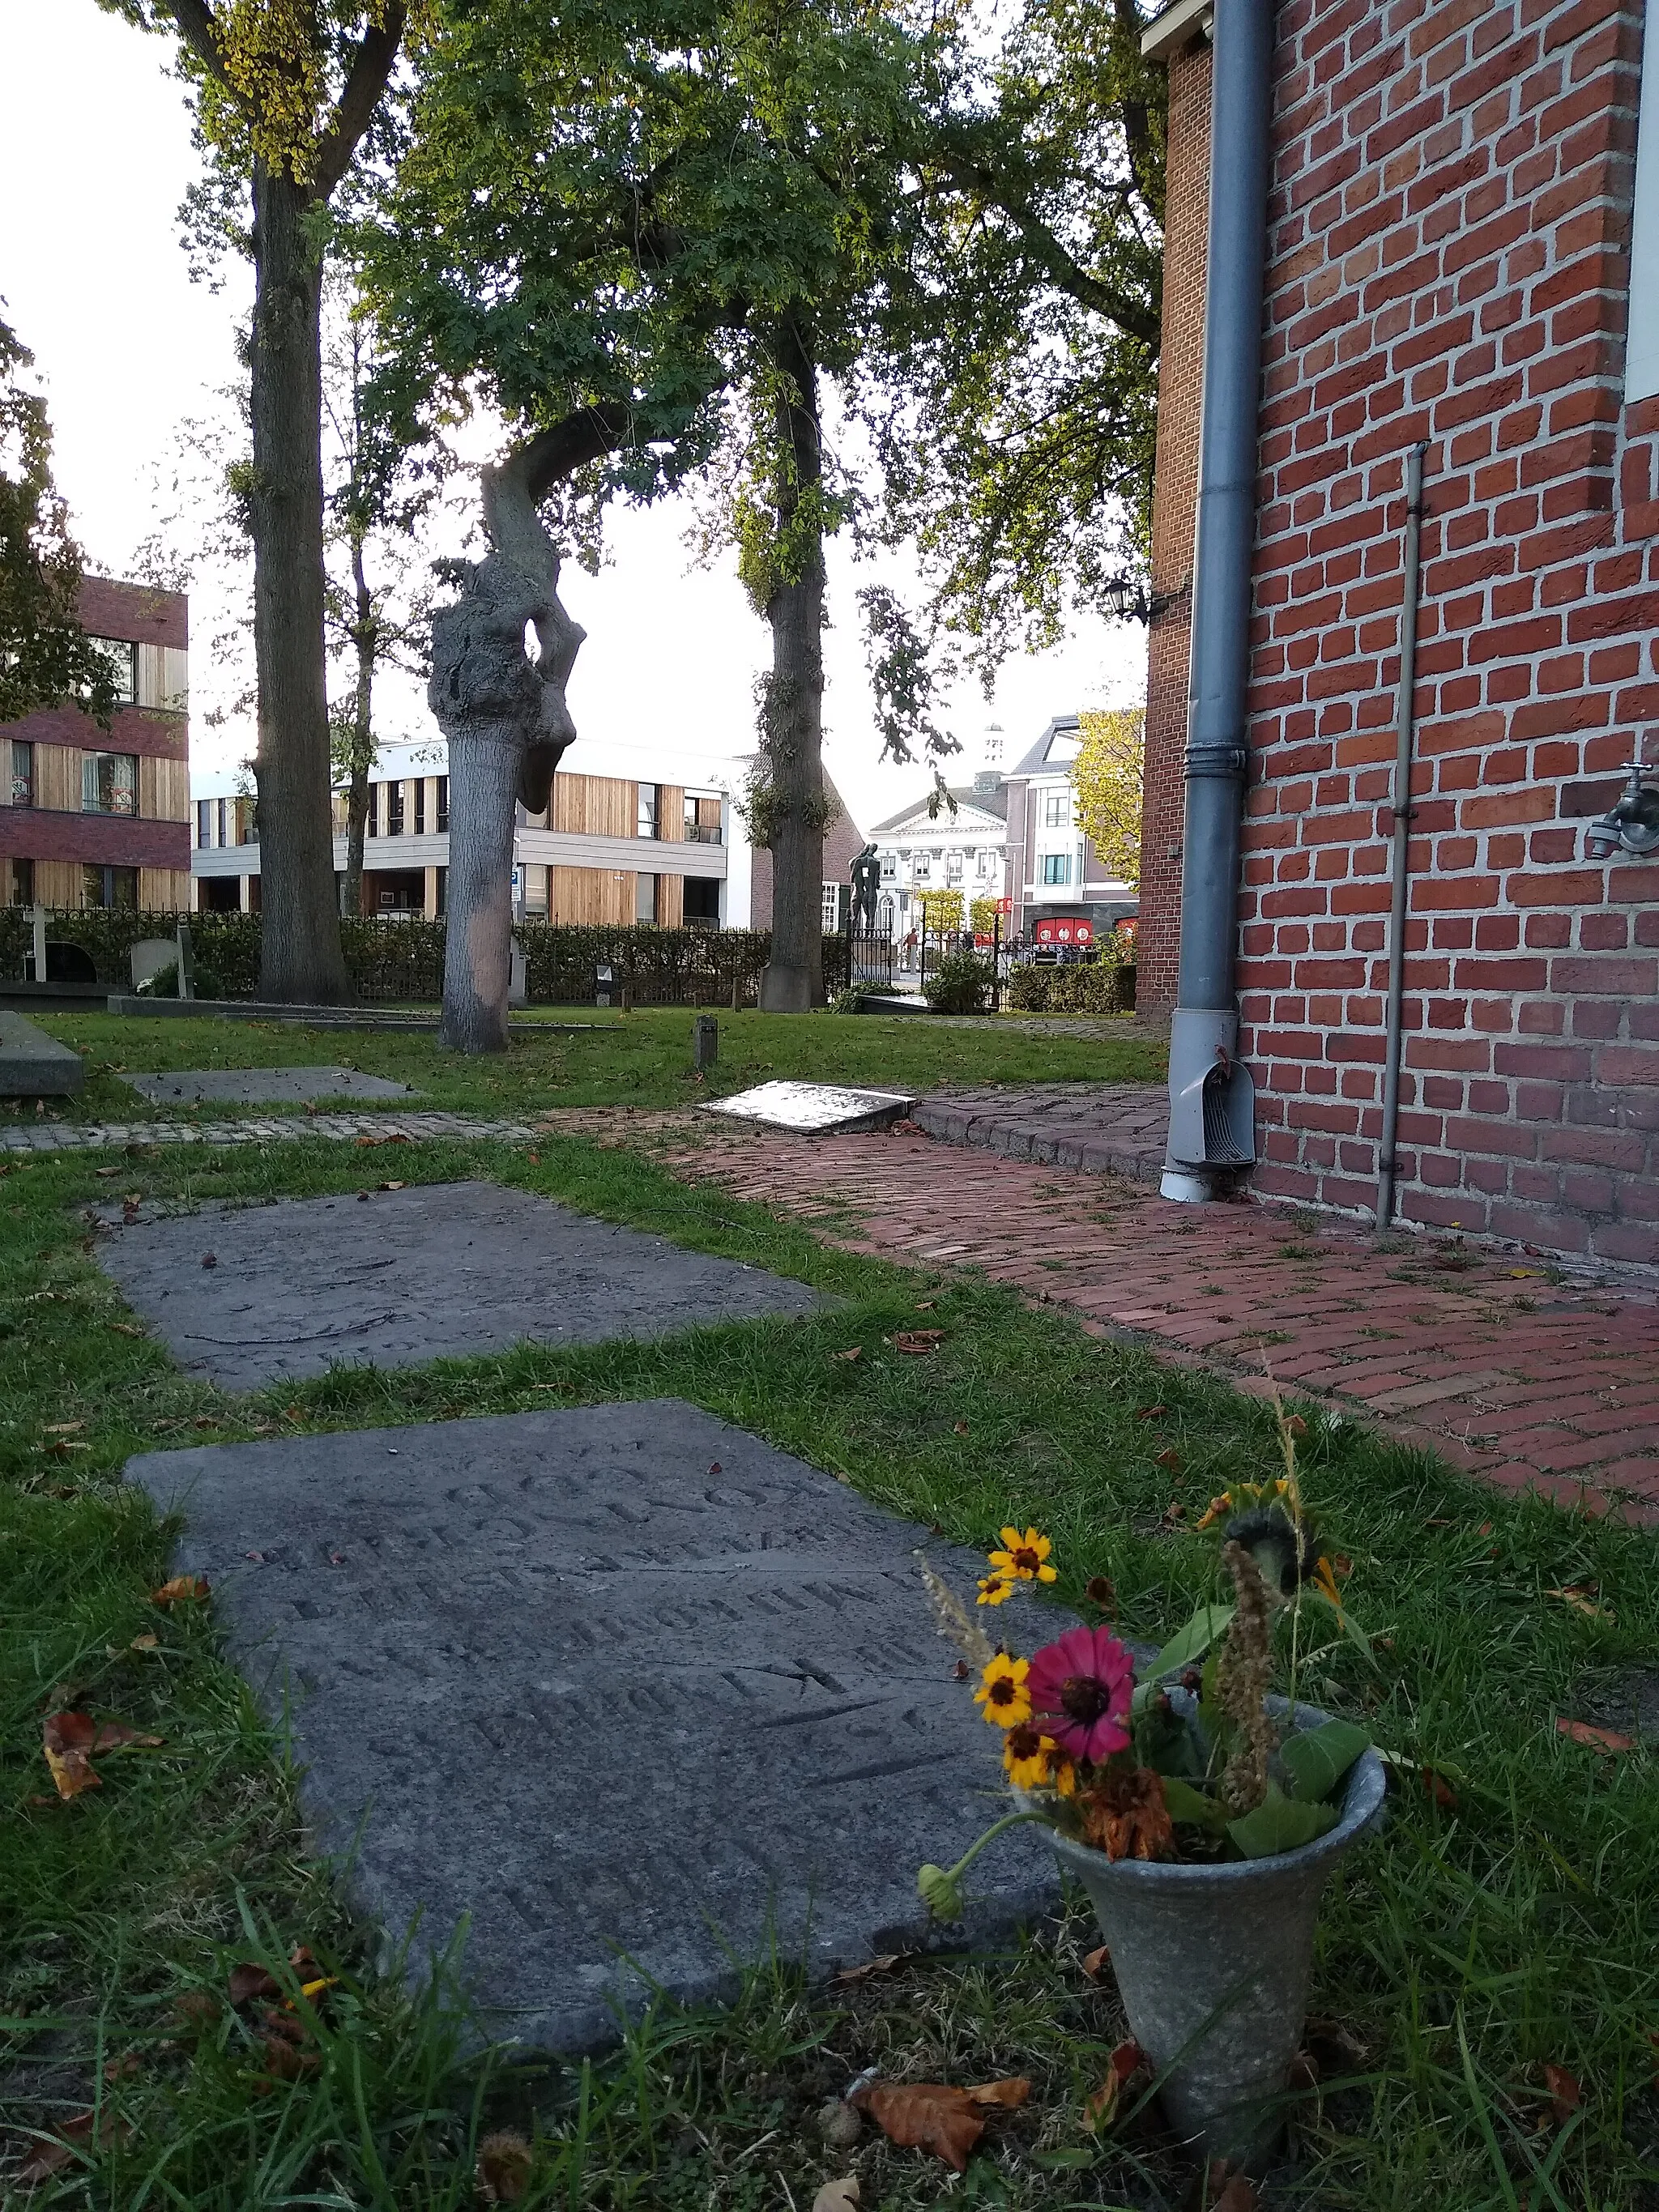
[122,1066,416,1105]
[0,1009,85,1097]
[128,1403,1054,2049]
[703,1080,919,1134]
[98,1180,821,1388]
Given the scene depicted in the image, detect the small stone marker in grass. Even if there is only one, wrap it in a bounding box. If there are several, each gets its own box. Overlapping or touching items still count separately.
[0,1010,85,1097]
[703,1080,919,1134]
[122,1067,416,1106]
[97,1178,822,1388]
[126,1401,1055,2050]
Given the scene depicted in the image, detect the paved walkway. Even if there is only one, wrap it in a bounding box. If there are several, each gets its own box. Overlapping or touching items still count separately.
[651,1119,1659,1521]
[0,1110,535,1154]
[915,1082,1171,1183]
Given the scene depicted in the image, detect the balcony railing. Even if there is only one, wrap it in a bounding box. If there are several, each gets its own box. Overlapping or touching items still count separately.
[683,822,723,845]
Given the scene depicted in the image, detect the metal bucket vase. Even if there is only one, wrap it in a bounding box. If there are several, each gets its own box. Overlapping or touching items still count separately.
[1045,1703,1386,2164]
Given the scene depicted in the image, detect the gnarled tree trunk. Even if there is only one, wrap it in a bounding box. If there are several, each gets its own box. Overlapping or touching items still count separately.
[429,453,584,1051]
[249,159,353,1004]
[758,320,827,1013]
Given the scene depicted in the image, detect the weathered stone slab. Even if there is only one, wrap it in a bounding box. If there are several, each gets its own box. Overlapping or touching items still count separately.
[703,1080,919,1134]
[122,1066,416,1106]
[0,1010,85,1097]
[97,1180,822,1388]
[128,1403,1054,2049]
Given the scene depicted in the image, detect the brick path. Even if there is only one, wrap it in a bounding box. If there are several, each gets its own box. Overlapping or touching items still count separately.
[0,1110,535,1155]
[652,1118,1659,1521]
[915,1083,1171,1183]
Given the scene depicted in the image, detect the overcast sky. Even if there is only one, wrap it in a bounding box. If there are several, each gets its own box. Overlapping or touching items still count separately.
[2,2,1146,834]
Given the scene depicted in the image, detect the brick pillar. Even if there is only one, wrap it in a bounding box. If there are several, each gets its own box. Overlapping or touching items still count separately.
[1137,37,1212,1016]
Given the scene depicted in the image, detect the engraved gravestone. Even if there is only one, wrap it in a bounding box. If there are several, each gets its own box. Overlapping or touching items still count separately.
[122,1067,416,1106]
[98,1181,822,1388]
[128,1403,1056,2049]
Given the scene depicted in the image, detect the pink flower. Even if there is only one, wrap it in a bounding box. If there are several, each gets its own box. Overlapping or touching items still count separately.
[1025,1624,1135,1764]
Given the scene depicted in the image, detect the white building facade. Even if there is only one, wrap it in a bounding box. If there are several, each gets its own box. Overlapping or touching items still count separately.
[191,731,757,927]
[867,775,1010,940]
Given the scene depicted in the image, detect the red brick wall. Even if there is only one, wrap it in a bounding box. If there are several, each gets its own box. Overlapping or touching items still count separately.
[79,578,187,650]
[1147,0,1658,1266]
[746,770,866,931]
[1138,38,1213,1014]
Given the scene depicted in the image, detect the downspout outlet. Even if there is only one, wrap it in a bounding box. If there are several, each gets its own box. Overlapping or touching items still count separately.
[1161,1007,1257,1202]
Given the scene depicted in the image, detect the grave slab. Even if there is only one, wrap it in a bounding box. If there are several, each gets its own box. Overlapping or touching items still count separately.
[122,1066,416,1106]
[702,1079,919,1134]
[0,1009,85,1096]
[98,1179,821,1388]
[128,1403,1055,2049]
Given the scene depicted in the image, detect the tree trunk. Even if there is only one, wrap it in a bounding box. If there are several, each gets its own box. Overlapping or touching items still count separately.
[341,540,375,918]
[758,322,826,1013]
[439,731,520,1051]
[248,158,352,1002]
[429,453,584,1052]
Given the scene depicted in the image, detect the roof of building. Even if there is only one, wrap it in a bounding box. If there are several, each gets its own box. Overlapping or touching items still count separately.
[1008,714,1082,778]
[868,782,1009,837]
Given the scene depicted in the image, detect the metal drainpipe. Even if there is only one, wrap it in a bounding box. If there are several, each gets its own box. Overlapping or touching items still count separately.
[1375,443,1428,1227]
[1161,0,1277,1204]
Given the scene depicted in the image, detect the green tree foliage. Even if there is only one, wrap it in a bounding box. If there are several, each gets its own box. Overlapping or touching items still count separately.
[1071,705,1145,887]
[0,313,117,727]
[872,0,1166,666]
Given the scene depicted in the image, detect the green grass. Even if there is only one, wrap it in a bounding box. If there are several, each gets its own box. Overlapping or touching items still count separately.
[12,1007,1164,1127]
[2,1132,1657,2208]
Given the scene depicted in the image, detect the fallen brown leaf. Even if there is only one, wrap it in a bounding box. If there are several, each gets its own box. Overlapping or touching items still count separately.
[228,1963,281,2010]
[851,2081,984,2172]
[92,1720,164,1754]
[1083,2040,1145,2132]
[42,1710,100,1799]
[953,1419,970,1434]
[104,2053,142,2082]
[13,2108,129,2186]
[966,2078,1030,2109]
[379,1180,407,1191]
[1557,1718,1637,1754]
[1422,1766,1459,1809]
[257,2031,319,2081]
[1154,1447,1183,1474]
[129,1633,159,1652]
[1542,2062,1581,2125]
[476,2129,534,2204]
[833,1346,862,1362]
[151,1575,210,1606]
[812,2181,859,2212]
[1208,2165,1259,2211]
[174,1990,222,2029]
[1545,1586,1615,1623]
[110,1322,145,1338]
[890,1329,946,1355]
[1080,1945,1110,1980]
[833,1954,901,1984]
[44,1421,83,1435]
[1136,1404,1166,1421]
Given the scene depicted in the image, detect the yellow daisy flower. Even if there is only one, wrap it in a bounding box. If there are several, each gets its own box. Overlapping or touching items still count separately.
[987,1527,1058,1586]
[1002,1724,1062,1791]
[977,1573,1014,1606]
[974,1652,1032,1728]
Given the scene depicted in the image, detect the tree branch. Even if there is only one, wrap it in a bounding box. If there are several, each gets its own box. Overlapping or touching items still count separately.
[314,3,407,201]
[160,0,229,83]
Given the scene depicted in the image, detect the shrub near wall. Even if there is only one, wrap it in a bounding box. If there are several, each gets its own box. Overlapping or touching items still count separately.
[1,909,855,1008]
[1006,959,1137,1016]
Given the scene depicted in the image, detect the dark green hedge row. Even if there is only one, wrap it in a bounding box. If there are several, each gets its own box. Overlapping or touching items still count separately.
[1004,959,1137,1015]
[1,907,858,1008]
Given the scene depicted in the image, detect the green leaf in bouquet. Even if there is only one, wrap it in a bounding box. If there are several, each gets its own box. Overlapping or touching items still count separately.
[1161,1775,1226,1831]
[1130,1603,1237,1711]
[1226,1783,1341,1860]
[1279,1718,1371,1803]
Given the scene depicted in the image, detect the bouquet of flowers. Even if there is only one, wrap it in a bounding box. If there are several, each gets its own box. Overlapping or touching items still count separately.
[918,1419,1372,1917]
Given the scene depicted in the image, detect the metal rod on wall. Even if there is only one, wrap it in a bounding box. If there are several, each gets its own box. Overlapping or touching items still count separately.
[1376,442,1429,1228]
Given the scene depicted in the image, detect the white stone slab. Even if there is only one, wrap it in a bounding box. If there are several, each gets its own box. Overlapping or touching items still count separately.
[702,1080,919,1134]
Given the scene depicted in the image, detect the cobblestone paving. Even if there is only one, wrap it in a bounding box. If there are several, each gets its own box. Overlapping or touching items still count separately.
[914,1082,1170,1183]
[0,1110,535,1154]
[656,1120,1659,1521]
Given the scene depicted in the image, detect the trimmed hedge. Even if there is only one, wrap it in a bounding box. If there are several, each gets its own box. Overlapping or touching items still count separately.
[1005,958,1137,1015]
[1,907,856,1008]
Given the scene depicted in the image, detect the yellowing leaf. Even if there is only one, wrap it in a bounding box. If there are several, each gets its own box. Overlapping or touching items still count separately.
[1545,1586,1615,1622]
[151,1575,211,1607]
[42,1711,100,1799]
[851,2082,984,2172]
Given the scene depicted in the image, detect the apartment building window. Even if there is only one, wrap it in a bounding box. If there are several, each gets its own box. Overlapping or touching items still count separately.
[235,796,258,845]
[821,881,842,930]
[880,851,896,882]
[976,849,996,880]
[386,780,404,835]
[8,858,34,906]
[83,752,139,816]
[945,851,964,886]
[86,637,138,705]
[913,851,932,882]
[1043,788,1070,828]
[638,782,659,839]
[217,797,228,846]
[197,798,211,848]
[1041,853,1071,884]
[10,739,33,808]
[415,778,426,834]
[83,863,139,910]
[436,776,449,832]
[368,783,379,837]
